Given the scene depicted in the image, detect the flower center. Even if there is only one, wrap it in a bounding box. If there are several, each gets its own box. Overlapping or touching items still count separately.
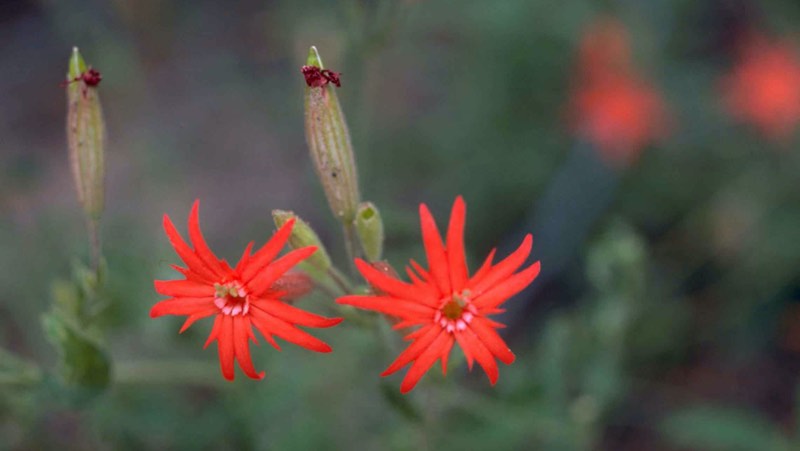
[434,291,477,333]
[214,281,250,316]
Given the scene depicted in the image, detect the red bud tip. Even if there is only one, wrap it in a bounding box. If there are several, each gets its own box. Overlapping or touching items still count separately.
[302,65,341,88]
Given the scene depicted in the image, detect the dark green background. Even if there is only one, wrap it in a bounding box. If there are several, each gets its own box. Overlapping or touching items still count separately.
[2,0,800,449]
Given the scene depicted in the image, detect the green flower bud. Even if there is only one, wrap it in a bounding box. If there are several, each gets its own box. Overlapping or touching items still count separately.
[66,47,106,220]
[355,202,384,262]
[272,210,332,275]
[303,46,360,223]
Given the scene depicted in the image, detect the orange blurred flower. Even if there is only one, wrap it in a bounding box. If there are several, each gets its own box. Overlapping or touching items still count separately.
[722,36,800,142]
[567,18,668,166]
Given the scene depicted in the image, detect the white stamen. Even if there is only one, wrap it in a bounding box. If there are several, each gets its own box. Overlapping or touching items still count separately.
[214,298,226,309]
[446,323,455,333]
[456,320,467,330]
[463,312,473,323]
[222,305,233,315]
[231,304,242,316]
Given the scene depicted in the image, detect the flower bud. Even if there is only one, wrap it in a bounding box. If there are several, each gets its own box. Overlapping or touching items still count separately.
[355,202,384,262]
[303,46,360,223]
[272,209,332,275]
[66,47,106,220]
[270,271,314,303]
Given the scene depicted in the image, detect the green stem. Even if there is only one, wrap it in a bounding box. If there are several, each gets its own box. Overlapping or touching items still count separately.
[86,217,102,275]
[342,222,360,273]
[328,265,355,294]
[313,277,343,299]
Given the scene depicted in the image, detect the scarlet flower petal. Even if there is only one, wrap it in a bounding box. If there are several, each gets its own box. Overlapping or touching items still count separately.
[468,234,533,297]
[250,306,332,353]
[419,203,451,296]
[458,327,499,385]
[355,259,437,307]
[253,297,343,328]
[170,265,208,283]
[337,295,435,319]
[179,307,218,333]
[262,332,282,351]
[233,316,265,380]
[392,319,425,330]
[453,331,475,370]
[162,214,219,282]
[468,318,515,365]
[445,196,469,292]
[381,325,441,376]
[201,315,222,349]
[149,296,214,317]
[154,280,215,297]
[404,327,431,341]
[247,246,317,296]
[241,218,296,282]
[439,335,455,376]
[236,242,255,272]
[409,259,431,282]
[188,200,228,277]
[399,331,451,394]
[217,315,236,381]
[469,248,496,286]
[472,261,541,310]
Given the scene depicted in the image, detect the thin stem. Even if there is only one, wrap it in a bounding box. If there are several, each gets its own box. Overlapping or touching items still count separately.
[328,265,355,294]
[342,222,360,273]
[86,216,102,274]
[314,277,343,299]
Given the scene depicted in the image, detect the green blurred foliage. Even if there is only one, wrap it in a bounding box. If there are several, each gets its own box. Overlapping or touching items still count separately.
[1,0,800,450]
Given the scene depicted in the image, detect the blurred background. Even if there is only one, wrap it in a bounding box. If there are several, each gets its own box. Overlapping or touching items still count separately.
[2,0,800,449]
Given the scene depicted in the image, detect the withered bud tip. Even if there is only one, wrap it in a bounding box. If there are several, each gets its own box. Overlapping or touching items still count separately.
[62,67,103,89]
[302,65,341,88]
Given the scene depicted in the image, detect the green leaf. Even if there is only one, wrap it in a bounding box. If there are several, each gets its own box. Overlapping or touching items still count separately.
[41,310,111,401]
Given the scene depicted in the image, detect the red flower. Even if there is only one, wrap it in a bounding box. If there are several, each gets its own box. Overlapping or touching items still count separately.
[722,36,800,141]
[567,18,668,166]
[337,197,541,393]
[152,201,342,381]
